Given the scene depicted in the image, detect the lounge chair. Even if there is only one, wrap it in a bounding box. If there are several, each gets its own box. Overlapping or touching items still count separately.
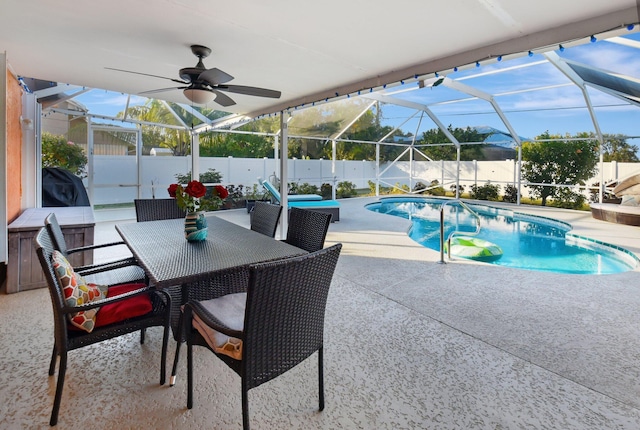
[259,179,340,222]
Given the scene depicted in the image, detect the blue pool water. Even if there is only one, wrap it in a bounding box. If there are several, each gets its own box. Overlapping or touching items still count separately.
[366,197,638,274]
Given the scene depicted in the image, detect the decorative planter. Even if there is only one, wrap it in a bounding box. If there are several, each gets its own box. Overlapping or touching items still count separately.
[184,211,208,242]
[246,199,256,213]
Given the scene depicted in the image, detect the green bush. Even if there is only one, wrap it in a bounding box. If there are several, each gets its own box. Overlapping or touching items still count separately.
[413,182,428,194]
[367,180,409,195]
[320,183,333,199]
[502,184,518,203]
[41,132,88,177]
[245,184,267,200]
[425,180,445,196]
[175,169,227,205]
[296,182,320,195]
[368,180,377,194]
[470,182,501,201]
[392,183,410,194]
[174,168,223,184]
[225,184,246,208]
[450,184,465,195]
[337,181,357,198]
[549,188,587,210]
[288,181,299,194]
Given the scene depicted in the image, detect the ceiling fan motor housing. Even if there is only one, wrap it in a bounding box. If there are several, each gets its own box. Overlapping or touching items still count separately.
[179,67,204,83]
[179,45,212,82]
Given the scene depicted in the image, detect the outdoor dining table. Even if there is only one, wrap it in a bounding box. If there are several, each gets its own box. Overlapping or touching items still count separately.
[116,215,307,337]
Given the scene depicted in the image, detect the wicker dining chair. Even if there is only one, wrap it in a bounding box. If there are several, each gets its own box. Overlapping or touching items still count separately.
[285,207,332,252]
[249,201,282,238]
[134,198,186,222]
[34,227,171,426]
[45,213,146,286]
[182,243,342,430]
[134,198,188,338]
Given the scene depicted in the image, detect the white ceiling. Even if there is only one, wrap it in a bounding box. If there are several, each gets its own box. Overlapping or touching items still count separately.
[1,0,638,118]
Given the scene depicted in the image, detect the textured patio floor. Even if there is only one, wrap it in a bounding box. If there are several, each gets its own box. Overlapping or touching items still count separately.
[1,197,640,429]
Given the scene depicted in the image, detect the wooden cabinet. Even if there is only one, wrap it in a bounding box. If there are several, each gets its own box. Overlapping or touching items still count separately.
[6,207,95,294]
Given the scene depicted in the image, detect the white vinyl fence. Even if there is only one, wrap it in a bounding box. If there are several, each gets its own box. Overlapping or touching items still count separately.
[89,155,640,206]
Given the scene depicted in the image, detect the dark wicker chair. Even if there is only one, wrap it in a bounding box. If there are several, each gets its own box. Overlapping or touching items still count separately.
[249,201,282,238]
[168,265,252,385]
[183,243,342,430]
[134,198,186,222]
[133,198,188,340]
[34,227,171,426]
[45,213,145,286]
[285,207,332,252]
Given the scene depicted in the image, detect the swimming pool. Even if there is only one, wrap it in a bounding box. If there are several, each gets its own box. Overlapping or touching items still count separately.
[366,197,638,274]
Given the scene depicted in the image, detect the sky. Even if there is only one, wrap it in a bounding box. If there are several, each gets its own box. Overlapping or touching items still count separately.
[380,31,640,146]
[71,30,640,148]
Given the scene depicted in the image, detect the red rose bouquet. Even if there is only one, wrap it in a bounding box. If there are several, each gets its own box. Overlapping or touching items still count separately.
[168,180,229,212]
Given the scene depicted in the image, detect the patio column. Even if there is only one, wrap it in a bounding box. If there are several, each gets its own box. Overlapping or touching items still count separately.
[191,132,200,182]
[332,140,337,200]
[456,147,461,199]
[376,142,380,196]
[279,112,288,239]
[517,145,522,205]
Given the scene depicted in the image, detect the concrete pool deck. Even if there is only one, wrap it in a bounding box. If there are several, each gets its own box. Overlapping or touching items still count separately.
[2,196,640,428]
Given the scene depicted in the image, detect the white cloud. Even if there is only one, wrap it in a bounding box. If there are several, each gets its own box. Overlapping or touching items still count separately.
[564,42,640,78]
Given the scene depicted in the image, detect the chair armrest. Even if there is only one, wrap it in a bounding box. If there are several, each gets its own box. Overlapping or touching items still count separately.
[75,257,139,276]
[186,301,244,339]
[66,240,128,255]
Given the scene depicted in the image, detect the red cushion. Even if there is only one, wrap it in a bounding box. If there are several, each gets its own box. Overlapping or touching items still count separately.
[94,283,153,328]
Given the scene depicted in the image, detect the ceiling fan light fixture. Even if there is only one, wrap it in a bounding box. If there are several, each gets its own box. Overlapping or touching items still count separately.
[183,87,215,104]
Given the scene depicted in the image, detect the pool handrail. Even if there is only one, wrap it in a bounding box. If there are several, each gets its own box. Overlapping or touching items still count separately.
[439,199,482,264]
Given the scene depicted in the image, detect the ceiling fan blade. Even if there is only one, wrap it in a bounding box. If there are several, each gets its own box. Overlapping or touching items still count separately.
[139,86,185,95]
[198,68,234,85]
[216,84,281,99]
[105,67,187,85]
[211,90,236,107]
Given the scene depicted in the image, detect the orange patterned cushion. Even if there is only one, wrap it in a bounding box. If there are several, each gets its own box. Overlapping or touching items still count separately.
[52,251,107,333]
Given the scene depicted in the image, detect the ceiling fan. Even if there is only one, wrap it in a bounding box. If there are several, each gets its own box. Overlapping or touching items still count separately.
[106,45,281,107]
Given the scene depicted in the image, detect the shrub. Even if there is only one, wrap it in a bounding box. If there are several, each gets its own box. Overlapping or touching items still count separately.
[320,183,333,199]
[296,182,320,195]
[175,168,223,184]
[387,183,408,194]
[413,182,428,194]
[368,180,377,194]
[425,180,445,196]
[368,180,393,195]
[225,184,246,208]
[175,169,227,206]
[502,184,518,203]
[549,188,587,210]
[245,184,267,200]
[450,184,465,195]
[288,181,300,194]
[337,181,357,198]
[41,132,88,177]
[470,182,501,201]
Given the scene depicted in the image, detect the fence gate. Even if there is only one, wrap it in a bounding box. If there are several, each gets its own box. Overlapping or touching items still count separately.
[87,123,141,205]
